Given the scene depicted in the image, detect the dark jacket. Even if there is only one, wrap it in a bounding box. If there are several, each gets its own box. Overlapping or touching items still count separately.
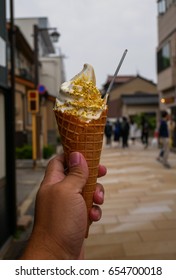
[105,122,113,137]
[159,120,169,138]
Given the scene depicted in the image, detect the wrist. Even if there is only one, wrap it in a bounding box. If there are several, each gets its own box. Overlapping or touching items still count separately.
[21,227,74,260]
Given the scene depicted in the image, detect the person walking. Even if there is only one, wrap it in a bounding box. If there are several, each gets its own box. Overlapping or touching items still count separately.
[141,116,149,148]
[157,111,171,168]
[105,120,113,147]
[121,117,129,148]
[129,118,137,145]
[114,118,121,146]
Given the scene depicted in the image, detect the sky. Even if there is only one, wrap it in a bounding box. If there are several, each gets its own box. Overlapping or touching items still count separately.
[10,0,158,89]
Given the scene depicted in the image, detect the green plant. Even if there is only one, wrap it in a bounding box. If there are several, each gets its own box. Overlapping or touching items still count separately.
[133,114,143,127]
[16,145,32,159]
[133,113,156,132]
[43,145,55,159]
[56,135,61,144]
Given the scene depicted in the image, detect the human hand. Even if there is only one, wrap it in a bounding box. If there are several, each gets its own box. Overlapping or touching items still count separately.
[22,152,106,260]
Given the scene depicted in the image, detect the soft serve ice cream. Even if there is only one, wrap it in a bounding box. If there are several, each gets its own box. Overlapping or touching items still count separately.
[53,64,107,237]
[54,64,107,122]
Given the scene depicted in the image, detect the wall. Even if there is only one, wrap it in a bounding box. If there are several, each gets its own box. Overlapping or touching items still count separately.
[109,77,157,101]
[122,104,158,117]
[39,56,65,147]
[0,93,5,181]
[15,18,38,49]
[40,56,64,97]
[158,4,176,43]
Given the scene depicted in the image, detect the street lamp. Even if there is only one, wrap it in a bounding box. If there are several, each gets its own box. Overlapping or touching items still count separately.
[49,30,60,43]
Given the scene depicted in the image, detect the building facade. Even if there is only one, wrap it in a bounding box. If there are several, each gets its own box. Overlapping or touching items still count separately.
[7,23,35,147]
[39,55,65,146]
[0,0,16,255]
[157,0,176,112]
[15,17,65,151]
[104,75,158,121]
[157,0,176,147]
[15,17,55,56]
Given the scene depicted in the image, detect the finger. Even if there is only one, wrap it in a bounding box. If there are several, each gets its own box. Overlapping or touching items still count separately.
[97,164,107,178]
[63,152,89,193]
[42,155,65,186]
[93,183,104,205]
[89,205,102,222]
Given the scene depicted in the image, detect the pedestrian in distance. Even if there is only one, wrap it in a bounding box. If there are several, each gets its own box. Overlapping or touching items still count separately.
[113,118,121,146]
[121,116,130,148]
[129,117,137,145]
[104,120,113,147]
[21,152,106,259]
[157,111,171,169]
[141,115,149,149]
[168,115,175,148]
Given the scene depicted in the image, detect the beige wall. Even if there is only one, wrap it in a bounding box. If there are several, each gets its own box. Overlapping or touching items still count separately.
[158,5,176,44]
[15,83,26,131]
[46,101,55,130]
[109,77,157,101]
[39,56,65,145]
[40,56,64,97]
[122,104,159,117]
[15,18,38,49]
[40,100,57,146]
[158,67,173,91]
[107,76,158,119]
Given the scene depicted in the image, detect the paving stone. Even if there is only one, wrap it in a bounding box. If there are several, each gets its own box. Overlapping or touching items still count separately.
[86,142,176,259]
[123,240,176,256]
[17,215,33,230]
[139,229,176,242]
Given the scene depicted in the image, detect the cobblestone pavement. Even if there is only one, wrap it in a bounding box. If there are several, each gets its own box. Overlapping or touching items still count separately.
[85,142,176,260]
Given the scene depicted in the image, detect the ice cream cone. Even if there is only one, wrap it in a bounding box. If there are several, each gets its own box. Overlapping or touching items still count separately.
[54,109,107,237]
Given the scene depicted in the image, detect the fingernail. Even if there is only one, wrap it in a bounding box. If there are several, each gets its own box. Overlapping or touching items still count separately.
[69,152,81,167]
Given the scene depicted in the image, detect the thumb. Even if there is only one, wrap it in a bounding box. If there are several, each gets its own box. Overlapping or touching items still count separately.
[63,152,89,193]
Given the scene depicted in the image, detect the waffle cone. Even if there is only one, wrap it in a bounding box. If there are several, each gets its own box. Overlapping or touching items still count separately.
[54,109,107,236]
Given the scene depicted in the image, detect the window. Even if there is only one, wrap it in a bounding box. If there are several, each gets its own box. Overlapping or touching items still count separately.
[158,0,175,14]
[157,43,171,73]
[158,0,166,14]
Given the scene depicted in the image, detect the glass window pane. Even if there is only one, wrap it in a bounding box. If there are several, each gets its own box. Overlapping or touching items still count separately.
[158,0,166,14]
[157,42,170,73]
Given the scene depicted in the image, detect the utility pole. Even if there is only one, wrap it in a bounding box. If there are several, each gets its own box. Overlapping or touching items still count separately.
[27,90,39,168]
[7,0,17,234]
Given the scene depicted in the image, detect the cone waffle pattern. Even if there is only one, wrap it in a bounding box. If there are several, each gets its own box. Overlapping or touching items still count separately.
[54,109,107,235]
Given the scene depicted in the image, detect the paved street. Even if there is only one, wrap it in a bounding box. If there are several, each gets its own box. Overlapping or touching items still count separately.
[3,141,176,259]
[16,166,44,216]
[85,141,176,260]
